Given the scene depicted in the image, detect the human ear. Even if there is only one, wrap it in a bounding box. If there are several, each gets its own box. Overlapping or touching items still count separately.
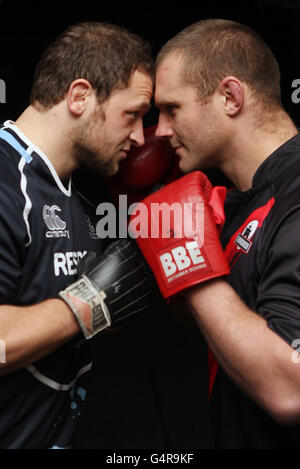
[67,79,93,116]
[219,76,244,116]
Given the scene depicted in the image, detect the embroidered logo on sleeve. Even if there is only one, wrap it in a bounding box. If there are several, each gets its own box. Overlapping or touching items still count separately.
[225,198,275,268]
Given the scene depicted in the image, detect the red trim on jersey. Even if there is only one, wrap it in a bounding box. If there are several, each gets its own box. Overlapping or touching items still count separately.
[208,348,218,399]
[208,197,275,399]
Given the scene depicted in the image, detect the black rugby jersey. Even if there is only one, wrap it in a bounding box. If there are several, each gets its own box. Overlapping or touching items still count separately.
[0,121,100,448]
[210,132,300,448]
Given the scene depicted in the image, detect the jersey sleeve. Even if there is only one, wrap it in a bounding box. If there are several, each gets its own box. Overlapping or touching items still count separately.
[256,207,300,347]
[0,148,28,303]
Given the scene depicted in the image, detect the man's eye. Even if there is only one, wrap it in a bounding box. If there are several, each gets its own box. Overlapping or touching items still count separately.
[166,106,177,117]
[126,111,139,118]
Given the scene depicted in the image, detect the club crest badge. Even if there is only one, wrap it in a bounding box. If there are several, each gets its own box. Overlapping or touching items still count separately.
[234,220,259,253]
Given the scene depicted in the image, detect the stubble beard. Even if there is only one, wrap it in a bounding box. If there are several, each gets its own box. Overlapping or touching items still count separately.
[72,140,117,177]
[71,107,118,177]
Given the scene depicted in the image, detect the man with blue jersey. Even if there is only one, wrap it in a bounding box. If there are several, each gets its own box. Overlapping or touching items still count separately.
[0,21,154,448]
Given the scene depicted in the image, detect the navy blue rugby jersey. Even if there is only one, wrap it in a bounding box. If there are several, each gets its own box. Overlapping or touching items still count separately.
[0,121,101,448]
[209,132,300,448]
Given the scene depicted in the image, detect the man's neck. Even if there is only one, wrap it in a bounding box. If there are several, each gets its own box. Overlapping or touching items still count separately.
[220,112,298,192]
[15,104,77,179]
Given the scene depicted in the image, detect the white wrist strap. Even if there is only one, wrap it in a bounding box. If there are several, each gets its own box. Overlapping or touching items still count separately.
[59,276,111,339]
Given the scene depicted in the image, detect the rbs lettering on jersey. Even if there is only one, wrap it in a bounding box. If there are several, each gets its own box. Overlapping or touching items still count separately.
[54,251,87,276]
[159,239,210,284]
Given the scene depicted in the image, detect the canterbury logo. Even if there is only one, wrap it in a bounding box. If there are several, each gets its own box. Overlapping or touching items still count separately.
[43,205,67,231]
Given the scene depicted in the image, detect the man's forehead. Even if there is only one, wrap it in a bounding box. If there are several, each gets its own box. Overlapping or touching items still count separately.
[129,69,153,96]
[156,54,185,90]
[110,69,152,102]
[155,55,187,104]
[157,52,184,76]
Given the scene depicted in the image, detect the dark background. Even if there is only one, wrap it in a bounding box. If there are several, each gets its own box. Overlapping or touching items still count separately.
[1,0,300,449]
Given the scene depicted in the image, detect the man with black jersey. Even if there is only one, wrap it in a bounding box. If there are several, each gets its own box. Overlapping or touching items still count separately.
[154,19,300,448]
[0,22,153,448]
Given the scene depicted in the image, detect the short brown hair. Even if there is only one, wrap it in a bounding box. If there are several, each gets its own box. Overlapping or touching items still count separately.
[156,19,281,109]
[30,21,154,108]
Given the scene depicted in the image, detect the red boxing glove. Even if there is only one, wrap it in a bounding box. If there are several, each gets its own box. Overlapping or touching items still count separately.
[106,125,182,208]
[207,185,227,235]
[129,171,229,298]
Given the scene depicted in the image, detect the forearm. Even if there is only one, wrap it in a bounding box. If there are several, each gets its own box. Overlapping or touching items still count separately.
[184,279,300,424]
[0,299,80,375]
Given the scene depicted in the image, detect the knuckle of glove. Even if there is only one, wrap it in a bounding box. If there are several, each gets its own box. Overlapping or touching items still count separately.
[76,251,97,277]
[84,238,155,324]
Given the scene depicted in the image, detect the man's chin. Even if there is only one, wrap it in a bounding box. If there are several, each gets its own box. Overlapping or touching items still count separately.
[179,154,209,174]
[99,165,119,178]
[83,158,119,177]
[178,157,191,174]
[107,166,120,177]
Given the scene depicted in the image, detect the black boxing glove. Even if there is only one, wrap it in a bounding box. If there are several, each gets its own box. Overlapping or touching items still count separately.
[59,239,155,339]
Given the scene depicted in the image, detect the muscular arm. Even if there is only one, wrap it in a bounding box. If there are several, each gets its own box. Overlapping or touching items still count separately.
[185,279,300,425]
[0,299,80,376]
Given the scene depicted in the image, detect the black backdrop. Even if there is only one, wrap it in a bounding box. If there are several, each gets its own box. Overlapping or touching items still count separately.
[1,0,300,449]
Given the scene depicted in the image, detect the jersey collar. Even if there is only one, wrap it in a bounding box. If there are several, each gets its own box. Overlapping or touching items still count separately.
[2,120,72,197]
